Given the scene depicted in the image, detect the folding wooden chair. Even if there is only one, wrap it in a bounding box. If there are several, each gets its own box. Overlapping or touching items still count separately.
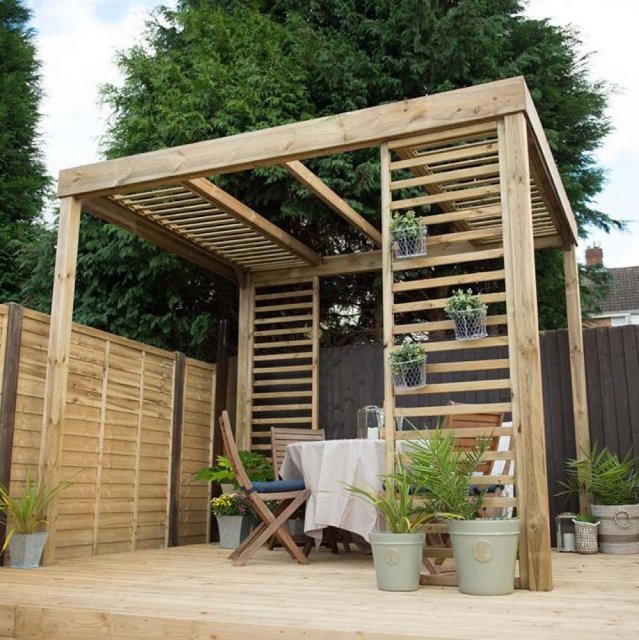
[218,411,311,565]
[270,427,325,479]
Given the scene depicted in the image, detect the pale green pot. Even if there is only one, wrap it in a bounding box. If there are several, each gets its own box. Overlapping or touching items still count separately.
[448,519,520,596]
[369,532,425,592]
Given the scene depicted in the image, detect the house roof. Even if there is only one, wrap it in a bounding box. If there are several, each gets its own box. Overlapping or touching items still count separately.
[600,266,639,313]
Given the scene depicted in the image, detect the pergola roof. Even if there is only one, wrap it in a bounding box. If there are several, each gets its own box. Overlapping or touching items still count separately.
[60,77,577,283]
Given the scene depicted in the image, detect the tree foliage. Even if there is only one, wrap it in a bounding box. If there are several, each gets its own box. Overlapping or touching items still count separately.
[0,0,50,303]
[23,0,616,353]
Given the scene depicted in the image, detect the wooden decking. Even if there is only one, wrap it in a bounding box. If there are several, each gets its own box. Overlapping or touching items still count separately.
[0,545,637,639]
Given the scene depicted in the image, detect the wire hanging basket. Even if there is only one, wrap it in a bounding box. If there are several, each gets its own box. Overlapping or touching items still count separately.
[391,226,428,259]
[572,520,599,554]
[392,357,427,390]
[447,308,488,341]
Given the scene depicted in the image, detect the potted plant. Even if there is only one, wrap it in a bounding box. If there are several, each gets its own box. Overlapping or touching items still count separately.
[196,451,273,493]
[389,210,428,259]
[571,514,599,554]
[210,493,255,549]
[0,471,72,568]
[389,339,427,390]
[444,289,488,341]
[347,457,438,592]
[406,429,520,596]
[561,445,639,554]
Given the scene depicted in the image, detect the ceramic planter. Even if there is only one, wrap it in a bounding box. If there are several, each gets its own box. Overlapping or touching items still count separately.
[448,519,520,595]
[216,515,254,549]
[220,483,235,495]
[369,531,425,592]
[591,504,639,554]
[8,532,48,569]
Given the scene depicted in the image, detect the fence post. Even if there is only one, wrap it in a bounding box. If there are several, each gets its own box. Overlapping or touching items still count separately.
[0,303,24,565]
[168,352,186,547]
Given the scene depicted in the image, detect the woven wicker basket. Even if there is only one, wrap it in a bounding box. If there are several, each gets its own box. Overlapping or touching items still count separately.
[572,520,599,554]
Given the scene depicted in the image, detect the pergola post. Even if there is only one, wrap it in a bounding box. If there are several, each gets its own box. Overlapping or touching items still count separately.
[39,196,82,565]
[499,113,552,591]
[563,245,590,511]
[235,275,254,451]
[380,143,395,475]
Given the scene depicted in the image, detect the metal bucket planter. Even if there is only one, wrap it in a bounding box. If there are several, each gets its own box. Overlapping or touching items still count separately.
[447,309,488,341]
[369,532,425,592]
[591,504,639,554]
[572,520,599,554]
[391,226,428,259]
[392,358,427,390]
[8,532,48,568]
[216,515,254,549]
[448,519,520,595]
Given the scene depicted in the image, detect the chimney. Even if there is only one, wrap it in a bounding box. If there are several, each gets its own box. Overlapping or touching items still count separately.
[585,244,603,266]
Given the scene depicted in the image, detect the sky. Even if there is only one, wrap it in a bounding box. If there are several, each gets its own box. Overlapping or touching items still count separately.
[26,0,638,268]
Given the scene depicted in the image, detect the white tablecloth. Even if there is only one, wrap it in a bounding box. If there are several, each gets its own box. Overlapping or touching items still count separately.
[279,439,386,545]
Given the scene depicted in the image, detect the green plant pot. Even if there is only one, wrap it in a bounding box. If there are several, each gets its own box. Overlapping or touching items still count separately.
[216,515,254,549]
[8,532,48,569]
[369,532,425,592]
[448,519,520,595]
[591,504,639,554]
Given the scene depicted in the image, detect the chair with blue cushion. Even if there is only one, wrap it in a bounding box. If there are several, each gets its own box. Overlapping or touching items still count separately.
[218,410,311,565]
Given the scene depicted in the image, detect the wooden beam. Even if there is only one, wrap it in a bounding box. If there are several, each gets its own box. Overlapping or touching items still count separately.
[0,303,23,566]
[380,143,395,476]
[168,352,186,547]
[250,250,383,284]
[563,246,590,512]
[499,113,552,591]
[83,196,238,282]
[39,196,82,565]
[524,85,578,245]
[58,77,527,197]
[235,277,254,452]
[184,178,320,265]
[283,161,382,246]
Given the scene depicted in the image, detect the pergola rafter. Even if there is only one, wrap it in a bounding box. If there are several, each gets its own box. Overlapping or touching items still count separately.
[40,77,589,593]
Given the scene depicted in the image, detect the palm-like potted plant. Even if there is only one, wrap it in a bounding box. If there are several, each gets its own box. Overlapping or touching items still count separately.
[389,339,427,390]
[445,289,488,340]
[0,471,72,568]
[389,210,428,259]
[347,457,439,592]
[406,429,520,595]
[561,445,639,554]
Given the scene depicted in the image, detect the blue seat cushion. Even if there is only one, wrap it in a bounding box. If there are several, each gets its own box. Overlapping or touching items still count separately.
[252,479,306,493]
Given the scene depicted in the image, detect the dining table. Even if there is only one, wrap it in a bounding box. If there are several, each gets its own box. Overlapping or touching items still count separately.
[279,438,387,546]
[278,431,514,546]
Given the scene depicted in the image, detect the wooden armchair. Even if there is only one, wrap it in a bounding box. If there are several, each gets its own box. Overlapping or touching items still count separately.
[218,411,310,565]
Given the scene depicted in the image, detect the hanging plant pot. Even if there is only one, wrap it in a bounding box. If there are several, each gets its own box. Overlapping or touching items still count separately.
[447,308,488,341]
[572,519,599,554]
[392,357,427,390]
[391,225,428,259]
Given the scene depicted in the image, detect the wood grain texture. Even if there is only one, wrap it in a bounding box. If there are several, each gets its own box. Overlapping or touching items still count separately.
[499,114,552,590]
[58,77,527,197]
[0,546,637,639]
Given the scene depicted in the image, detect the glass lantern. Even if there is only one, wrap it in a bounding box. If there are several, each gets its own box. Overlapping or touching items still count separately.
[556,512,577,552]
[357,406,384,440]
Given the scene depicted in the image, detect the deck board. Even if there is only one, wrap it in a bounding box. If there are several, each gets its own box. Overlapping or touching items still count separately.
[0,545,637,639]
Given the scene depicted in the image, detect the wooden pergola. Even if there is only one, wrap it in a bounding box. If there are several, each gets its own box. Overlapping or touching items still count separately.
[43,76,589,590]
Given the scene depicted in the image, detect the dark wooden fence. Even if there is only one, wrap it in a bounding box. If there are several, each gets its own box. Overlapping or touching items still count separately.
[316,326,639,537]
